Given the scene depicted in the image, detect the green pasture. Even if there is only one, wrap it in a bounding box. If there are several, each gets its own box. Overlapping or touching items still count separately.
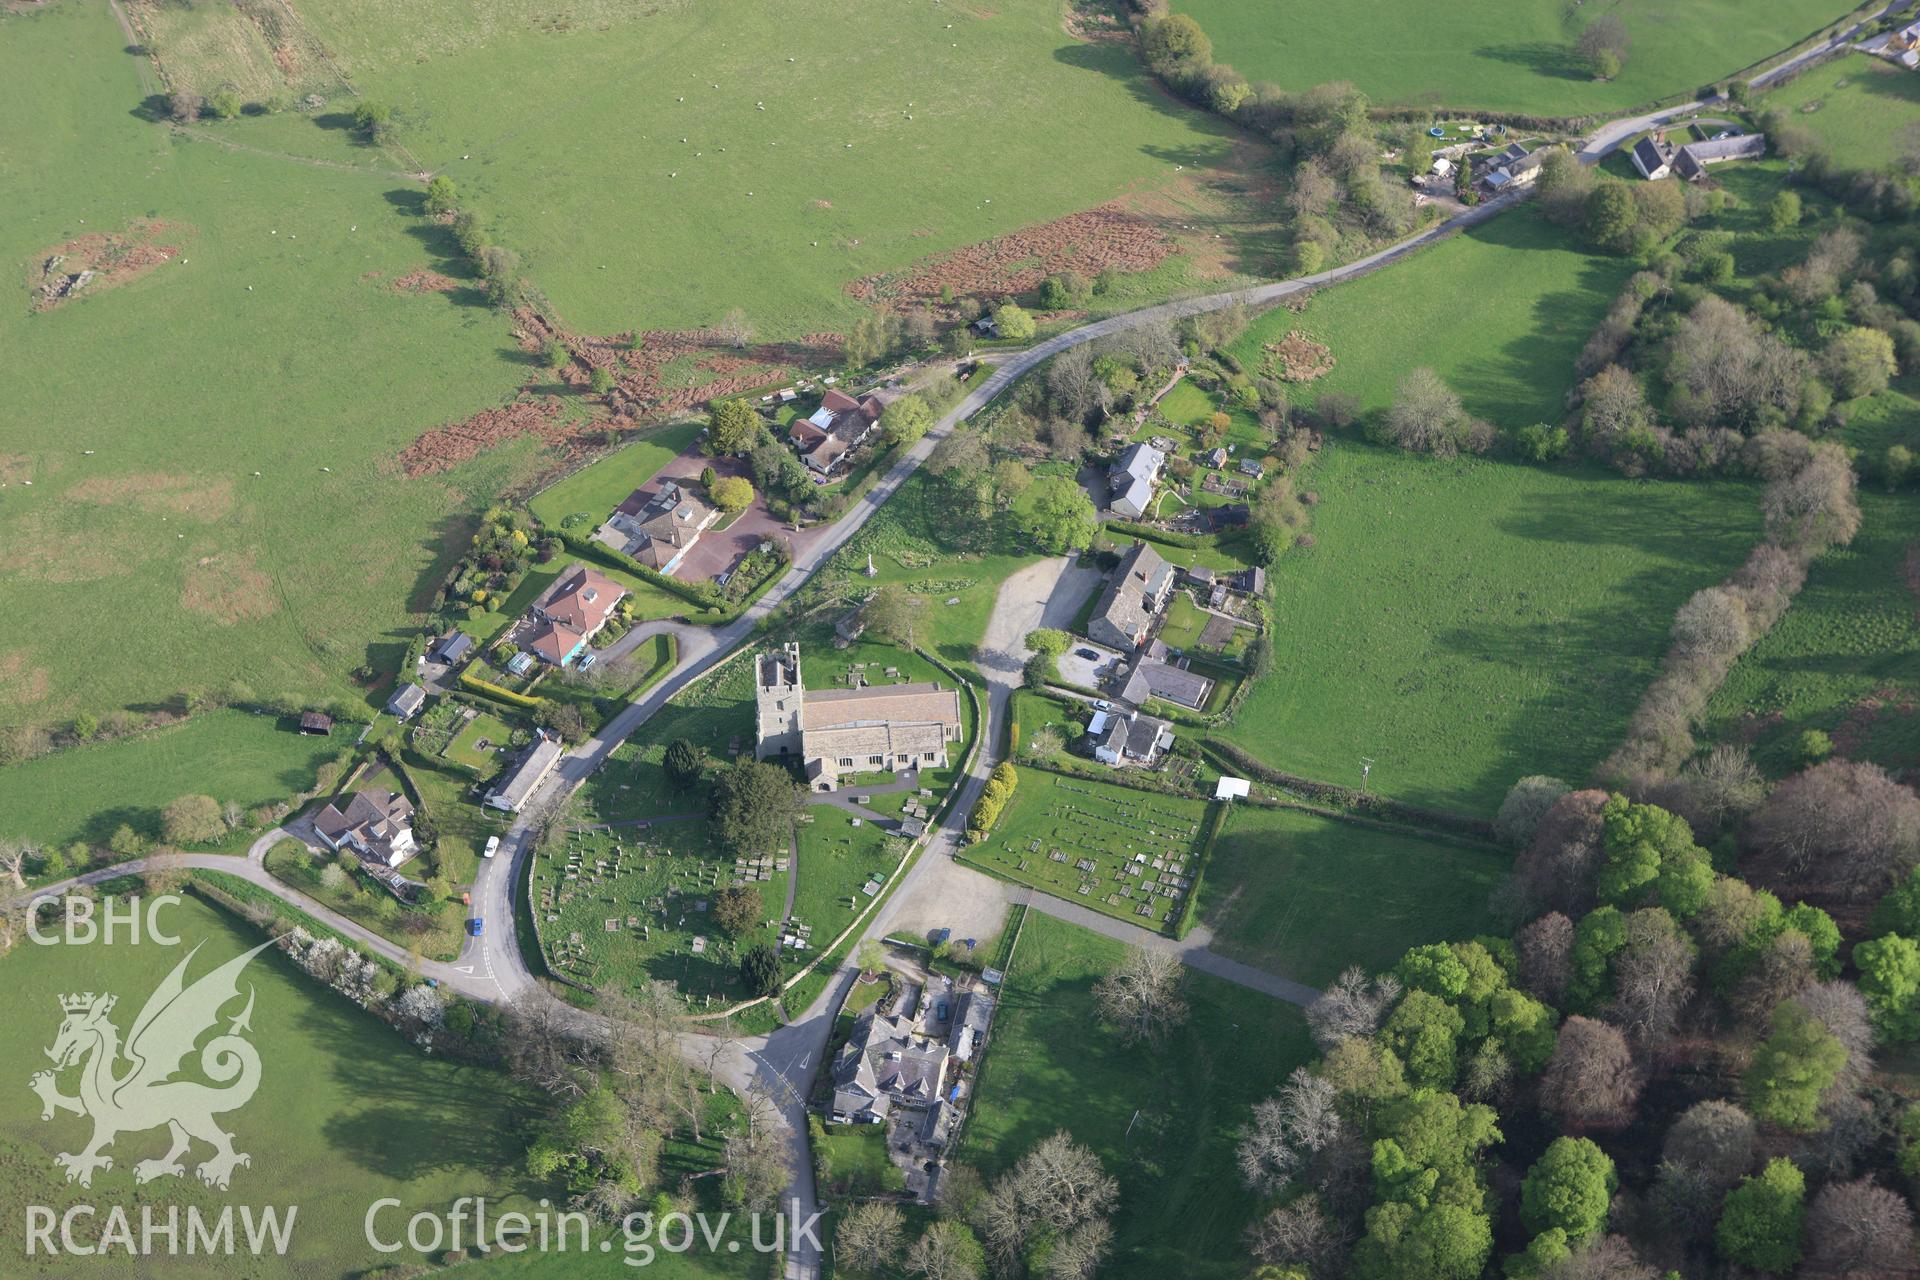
[530,821,783,1005]
[1174,0,1859,116]
[1198,805,1506,987]
[1216,443,1760,815]
[1229,211,1634,433]
[0,893,557,1279]
[961,912,1315,1280]
[0,1,546,731]
[1762,53,1920,171]
[0,709,348,850]
[960,769,1210,932]
[527,421,704,532]
[277,0,1270,337]
[1704,489,1920,775]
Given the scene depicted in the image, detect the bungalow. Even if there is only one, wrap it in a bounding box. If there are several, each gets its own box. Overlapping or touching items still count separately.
[1092,711,1174,767]
[386,683,427,720]
[790,388,884,475]
[488,730,565,813]
[595,481,718,574]
[312,789,417,868]
[521,563,626,667]
[1086,541,1177,652]
[1107,442,1165,519]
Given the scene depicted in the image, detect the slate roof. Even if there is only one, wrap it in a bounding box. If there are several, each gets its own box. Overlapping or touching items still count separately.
[1089,541,1176,648]
[1121,659,1214,710]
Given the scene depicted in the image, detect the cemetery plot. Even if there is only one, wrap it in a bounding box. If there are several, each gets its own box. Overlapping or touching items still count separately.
[961,770,1211,933]
[530,821,786,1007]
[791,806,910,956]
[580,656,758,823]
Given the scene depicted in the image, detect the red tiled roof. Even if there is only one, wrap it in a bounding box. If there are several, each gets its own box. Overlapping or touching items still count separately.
[535,564,625,633]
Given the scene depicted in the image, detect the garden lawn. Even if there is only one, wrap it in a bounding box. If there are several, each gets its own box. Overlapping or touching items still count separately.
[264,838,467,962]
[1761,53,1920,171]
[1703,489,1920,776]
[1198,805,1506,987]
[0,893,560,1280]
[274,0,1271,338]
[442,708,521,775]
[960,769,1210,933]
[1216,443,1760,815]
[0,0,545,731]
[1174,0,1858,117]
[527,422,704,532]
[815,1121,907,1198]
[961,912,1315,1280]
[529,821,784,1005]
[0,709,350,849]
[1228,211,1634,434]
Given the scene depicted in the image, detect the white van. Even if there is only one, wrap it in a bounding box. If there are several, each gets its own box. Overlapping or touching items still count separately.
[483,836,501,859]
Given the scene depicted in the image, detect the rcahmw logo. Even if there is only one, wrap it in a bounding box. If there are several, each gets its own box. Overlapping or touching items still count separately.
[22,939,299,1257]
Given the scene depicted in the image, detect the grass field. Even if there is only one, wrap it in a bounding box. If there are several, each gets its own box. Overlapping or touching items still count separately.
[1216,443,1761,815]
[0,893,559,1279]
[1703,489,1920,776]
[961,913,1315,1280]
[530,820,786,1005]
[0,709,349,849]
[1762,53,1920,170]
[233,0,1281,338]
[1198,805,1505,986]
[528,421,704,532]
[1228,211,1634,433]
[0,1,547,731]
[1174,0,1859,116]
[961,769,1210,932]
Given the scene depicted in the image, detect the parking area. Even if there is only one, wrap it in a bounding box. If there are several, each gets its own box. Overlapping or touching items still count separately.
[1056,640,1128,692]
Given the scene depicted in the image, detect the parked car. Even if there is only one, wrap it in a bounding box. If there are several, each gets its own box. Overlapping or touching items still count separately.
[1075,648,1099,660]
[467,918,484,937]
[716,570,733,587]
[1092,699,1113,712]
[483,836,500,859]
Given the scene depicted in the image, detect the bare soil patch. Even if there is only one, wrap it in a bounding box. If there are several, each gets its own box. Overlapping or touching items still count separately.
[0,455,32,487]
[67,471,235,520]
[393,269,459,294]
[0,652,52,708]
[181,552,280,624]
[1267,330,1335,382]
[26,219,187,312]
[847,204,1176,306]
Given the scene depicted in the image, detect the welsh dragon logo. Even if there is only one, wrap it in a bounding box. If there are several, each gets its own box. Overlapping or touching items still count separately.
[30,941,270,1190]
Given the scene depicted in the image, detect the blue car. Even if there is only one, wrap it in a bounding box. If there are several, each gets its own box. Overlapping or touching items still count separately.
[467,918,484,937]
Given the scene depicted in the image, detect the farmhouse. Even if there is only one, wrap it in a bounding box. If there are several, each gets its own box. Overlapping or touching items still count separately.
[386,682,427,720]
[312,789,417,868]
[488,729,565,812]
[519,563,627,667]
[1087,541,1177,652]
[754,642,963,792]
[830,1003,951,1124]
[595,481,718,574]
[1475,143,1548,194]
[1090,709,1175,767]
[1107,442,1165,519]
[789,388,884,475]
[1630,129,1765,181]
